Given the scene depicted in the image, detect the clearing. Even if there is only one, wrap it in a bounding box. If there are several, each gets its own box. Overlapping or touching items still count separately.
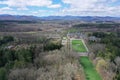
[72,40,87,52]
[80,57,102,80]
[71,39,102,80]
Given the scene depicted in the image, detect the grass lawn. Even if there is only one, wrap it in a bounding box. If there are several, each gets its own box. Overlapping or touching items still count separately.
[63,37,67,40]
[71,40,102,80]
[80,57,102,80]
[68,28,77,32]
[72,40,87,52]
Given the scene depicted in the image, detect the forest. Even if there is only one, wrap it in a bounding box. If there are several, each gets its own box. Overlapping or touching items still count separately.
[0,34,65,80]
[0,21,120,80]
[88,31,120,80]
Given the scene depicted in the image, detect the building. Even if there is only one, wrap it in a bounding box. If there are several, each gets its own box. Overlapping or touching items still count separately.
[67,32,83,39]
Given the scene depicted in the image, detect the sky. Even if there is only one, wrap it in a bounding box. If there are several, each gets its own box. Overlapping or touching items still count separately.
[0,0,120,16]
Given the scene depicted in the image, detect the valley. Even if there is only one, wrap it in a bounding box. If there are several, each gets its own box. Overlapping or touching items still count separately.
[0,18,120,80]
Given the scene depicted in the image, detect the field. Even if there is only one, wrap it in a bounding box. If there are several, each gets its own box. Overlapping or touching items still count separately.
[72,40,87,52]
[72,40,102,80]
[80,57,102,80]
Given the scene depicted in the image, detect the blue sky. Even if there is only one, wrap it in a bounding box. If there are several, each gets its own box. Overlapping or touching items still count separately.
[0,0,120,16]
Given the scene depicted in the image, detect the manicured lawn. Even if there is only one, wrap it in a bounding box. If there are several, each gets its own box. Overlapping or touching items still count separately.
[63,37,67,40]
[68,28,78,33]
[72,40,87,52]
[71,40,102,80]
[80,57,102,80]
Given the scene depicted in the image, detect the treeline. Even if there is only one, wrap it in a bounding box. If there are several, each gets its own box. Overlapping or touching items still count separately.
[92,32,107,38]
[0,36,63,80]
[0,20,37,24]
[0,36,14,45]
[44,41,62,51]
[0,21,42,32]
[0,21,37,29]
[89,32,120,80]
[90,32,120,59]
[0,46,35,80]
[8,48,83,80]
[73,23,120,28]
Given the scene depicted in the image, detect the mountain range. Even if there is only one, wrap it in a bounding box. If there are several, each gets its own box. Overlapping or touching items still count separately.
[0,14,120,22]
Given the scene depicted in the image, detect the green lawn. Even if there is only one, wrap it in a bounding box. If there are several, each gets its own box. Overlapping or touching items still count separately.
[72,40,102,80]
[80,57,102,80]
[63,37,67,40]
[72,40,87,52]
[68,29,77,32]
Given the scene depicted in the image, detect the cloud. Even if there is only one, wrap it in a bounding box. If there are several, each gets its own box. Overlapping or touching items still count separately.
[17,7,29,10]
[0,0,51,7]
[48,4,61,8]
[0,7,12,10]
[0,0,120,16]
[0,0,61,8]
[62,0,109,10]
[60,0,120,16]
[0,7,16,15]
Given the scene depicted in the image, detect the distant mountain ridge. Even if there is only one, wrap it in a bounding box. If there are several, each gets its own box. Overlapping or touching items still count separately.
[0,14,120,21]
[41,16,120,21]
[0,14,40,21]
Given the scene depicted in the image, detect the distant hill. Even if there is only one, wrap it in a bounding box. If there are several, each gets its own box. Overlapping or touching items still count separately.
[41,16,120,22]
[0,14,120,22]
[0,14,40,21]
